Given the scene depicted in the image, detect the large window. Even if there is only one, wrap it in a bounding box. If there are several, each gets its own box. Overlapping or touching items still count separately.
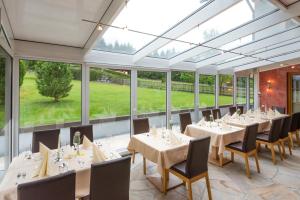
[199,74,215,108]
[236,77,247,104]
[89,68,131,148]
[219,74,233,106]
[19,60,81,152]
[250,77,254,105]
[0,47,11,172]
[137,71,166,128]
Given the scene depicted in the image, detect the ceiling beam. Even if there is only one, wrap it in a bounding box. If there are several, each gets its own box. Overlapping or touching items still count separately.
[196,26,300,68]
[169,1,300,66]
[131,0,241,63]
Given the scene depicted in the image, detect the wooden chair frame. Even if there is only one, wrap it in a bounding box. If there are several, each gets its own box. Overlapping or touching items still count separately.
[288,131,300,149]
[168,170,212,200]
[256,140,283,164]
[279,136,293,158]
[224,148,260,178]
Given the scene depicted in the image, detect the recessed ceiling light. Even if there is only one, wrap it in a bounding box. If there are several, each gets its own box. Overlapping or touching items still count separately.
[280,64,284,67]
[97,25,103,31]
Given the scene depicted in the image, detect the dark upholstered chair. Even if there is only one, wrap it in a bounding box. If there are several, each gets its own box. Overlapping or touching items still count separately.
[229,106,237,115]
[256,118,283,164]
[201,109,211,121]
[179,112,192,133]
[225,123,260,178]
[132,118,150,169]
[279,116,292,158]
[289,112,300,148]
[211,108,221,120]
[169,137,212,200]
[32,129,60,153]
[237,105,244,114]
[70,125,93,146]
[83,156,131,200]
[272,106,285,114]
[18,171,75,200]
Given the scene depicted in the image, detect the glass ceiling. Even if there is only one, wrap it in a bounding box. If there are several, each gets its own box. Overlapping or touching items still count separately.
[93,0,210,54]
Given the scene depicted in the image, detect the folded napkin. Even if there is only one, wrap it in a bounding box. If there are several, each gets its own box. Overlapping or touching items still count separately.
[275,109,281,115]
[197,118,206,126]
[170,133,182,145]
[92,143,106,163]
[82,136,93,149]
[231,112,237,118]
[33,143,50,178]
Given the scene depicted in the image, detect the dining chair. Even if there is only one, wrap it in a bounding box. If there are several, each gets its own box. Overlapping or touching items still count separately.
[279,116,292,158]
[82,156,131,200]
[179,112,192,133]
[211,108,221,120]
[32,129,60,153]
[272,106,285,114]
[225,123,260,178]
[201,109,211,121]
[256,118,283,164]
[132,118,150,172]
[229,106,237,116]
[70,124,93,146]
[18,171,76,200]
[169,137,212,200]
[289,112,300,148]
[237,105,244,114]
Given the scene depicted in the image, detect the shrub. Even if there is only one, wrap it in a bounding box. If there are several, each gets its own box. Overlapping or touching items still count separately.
[35,62,73,102]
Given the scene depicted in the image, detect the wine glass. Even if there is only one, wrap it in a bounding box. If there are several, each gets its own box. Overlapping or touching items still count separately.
[73,131,81,155]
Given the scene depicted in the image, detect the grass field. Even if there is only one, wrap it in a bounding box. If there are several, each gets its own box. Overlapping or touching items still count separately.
[19,74,238,127]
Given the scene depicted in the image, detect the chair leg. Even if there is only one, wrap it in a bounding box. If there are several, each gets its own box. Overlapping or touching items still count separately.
[205,174,213,200]
[289,132,294,149]
[277,143,283,161]
[244,154,251,178]
[270,144,277,165]
[132,151,135,164]
[288,139,293,156]
[143,157,146,175]
[231,152,234,162]
[257,142,261,152]
[254,151,260,173]
[187,181,193,200]
[280,141,286,159]
[296,132,300,146]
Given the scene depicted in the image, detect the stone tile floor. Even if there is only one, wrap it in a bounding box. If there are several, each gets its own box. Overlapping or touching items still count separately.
[129,145,300,200]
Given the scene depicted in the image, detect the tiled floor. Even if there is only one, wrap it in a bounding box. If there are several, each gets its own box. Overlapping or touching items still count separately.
[129,145,300,200]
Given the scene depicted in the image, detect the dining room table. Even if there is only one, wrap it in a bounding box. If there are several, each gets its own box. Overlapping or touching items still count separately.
[127,129,193,194]
[0,142,121,200]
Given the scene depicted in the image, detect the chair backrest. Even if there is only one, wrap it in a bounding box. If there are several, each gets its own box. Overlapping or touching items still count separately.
[280,116,291,139]
[32,129,60,153]
[268,118,283,142]
[90,156,131,200]
[296,112,300,130]
[18,171,76,200]
[70,125,93,146]
[290,112,299,132]
[229,106,237,115]
[185,137,210,178]
[211,108,221,120]
[179,112,192,133]
[242,123,259,152]
[272,106,285,114]
[201,110,211,121]
[133,118,150,135]
[237,106,244,114]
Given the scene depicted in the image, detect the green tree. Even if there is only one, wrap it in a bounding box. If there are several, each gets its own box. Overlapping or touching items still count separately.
[35,62,73,102]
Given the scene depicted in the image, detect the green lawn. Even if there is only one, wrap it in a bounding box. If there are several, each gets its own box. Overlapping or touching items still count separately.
[20,74,240,127]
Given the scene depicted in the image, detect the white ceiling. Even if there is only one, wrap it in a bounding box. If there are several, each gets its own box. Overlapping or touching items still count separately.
[3,0,112,47]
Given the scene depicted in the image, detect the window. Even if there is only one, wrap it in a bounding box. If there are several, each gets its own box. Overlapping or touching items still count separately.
[250,77,254,105]
[219,74,233,106]
[89,68,131,149]
[236,77,247,104]
[19,60,81,152]
[137,71,166,128]
[199,74,215,108]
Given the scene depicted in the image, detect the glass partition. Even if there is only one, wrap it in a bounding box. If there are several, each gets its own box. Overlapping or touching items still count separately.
[19,60,82,153]
[137,71,166,128]
[219,74,233,106]
[199,74,215,108]
[236,77,247,104]
[250,77,254,105]
[89,68,131,149]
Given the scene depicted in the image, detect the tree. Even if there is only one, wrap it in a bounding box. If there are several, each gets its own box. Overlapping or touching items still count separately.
[35,62,73,102]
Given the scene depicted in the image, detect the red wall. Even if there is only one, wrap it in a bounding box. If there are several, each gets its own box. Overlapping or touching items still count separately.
[259,64,300,111]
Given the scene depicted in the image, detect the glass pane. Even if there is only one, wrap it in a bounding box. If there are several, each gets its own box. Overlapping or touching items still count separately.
[0,47,11,174]
[236,77,247,104]
[89,68,131,149]
[199,74,215,108]
[19,60,82,153]
[292,75,300,113]
[250,77,254,105]
[219,74,233,106]
[137,71,166,128]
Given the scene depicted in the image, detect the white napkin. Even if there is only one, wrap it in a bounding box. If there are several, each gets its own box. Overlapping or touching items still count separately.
[170,133,182,145]
[231,112,237,118]
[267,108,273,116]
[275,109,281,115]
[82,136,92,149]
[197,118,206,126]
[92,143,106,163]
[32,143,50,178]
